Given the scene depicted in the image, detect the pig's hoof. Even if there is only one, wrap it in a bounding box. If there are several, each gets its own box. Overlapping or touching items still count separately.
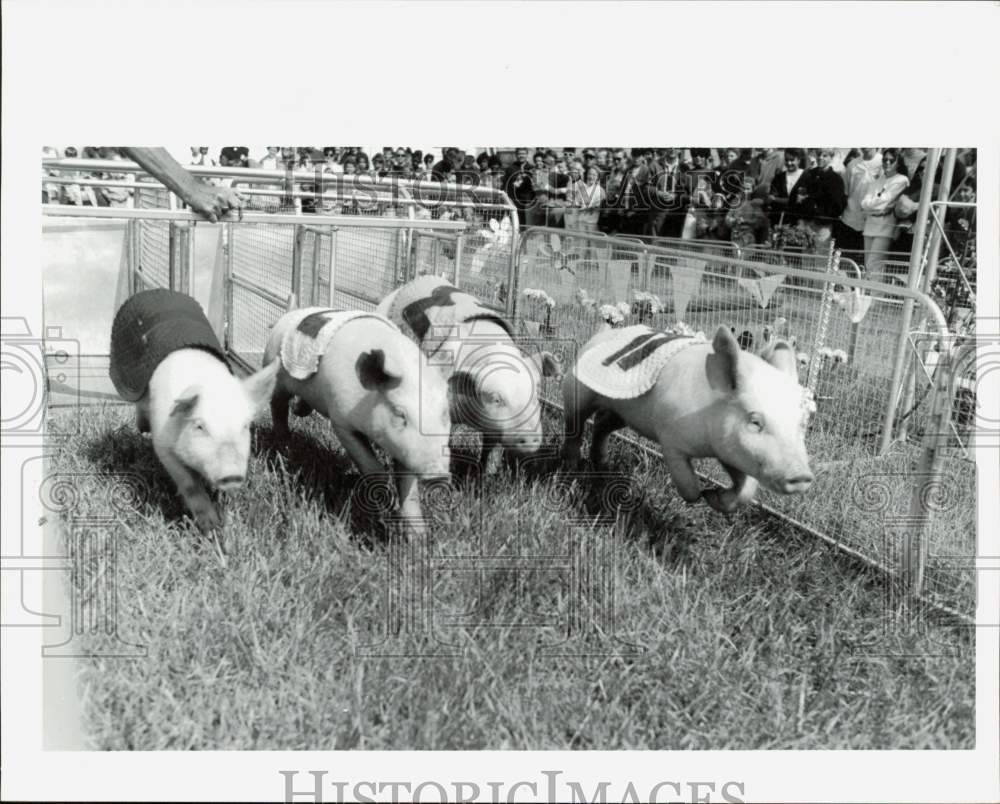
[194,503,225,534]
[701,489,740,515]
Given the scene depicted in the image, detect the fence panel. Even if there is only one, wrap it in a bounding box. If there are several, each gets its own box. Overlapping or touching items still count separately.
[133,182,172,291]
[517,227,973,619]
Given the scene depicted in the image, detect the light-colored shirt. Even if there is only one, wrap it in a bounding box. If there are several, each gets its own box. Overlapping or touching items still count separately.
[841,153,882,231]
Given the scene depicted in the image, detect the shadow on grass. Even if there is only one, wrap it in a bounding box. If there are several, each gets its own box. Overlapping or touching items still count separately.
[80,423,188,525]
[252,423,397,547]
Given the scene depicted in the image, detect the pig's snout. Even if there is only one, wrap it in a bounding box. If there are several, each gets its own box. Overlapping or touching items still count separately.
[215,474,246,492]
[503,431,544,455]
[780,469,814,495]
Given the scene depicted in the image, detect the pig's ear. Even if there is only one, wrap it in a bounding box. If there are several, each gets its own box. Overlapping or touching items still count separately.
[450,371,478,399]
[170,388,200,419]
[357,349,402,392]
[243,360,280,417]
[707,325,741,391]
[533,350,562,379]
[764,341,800,379]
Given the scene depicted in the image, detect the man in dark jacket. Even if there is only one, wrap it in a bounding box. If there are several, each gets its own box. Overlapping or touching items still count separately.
[431,148,460,182]
[790,148,846,240]
[502,147,535,226]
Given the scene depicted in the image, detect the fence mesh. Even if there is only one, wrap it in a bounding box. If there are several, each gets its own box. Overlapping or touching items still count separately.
[517,228,975,619]
[134,182,171,291]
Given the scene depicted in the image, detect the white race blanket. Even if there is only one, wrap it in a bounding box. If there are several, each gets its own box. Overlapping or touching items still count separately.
[576,324,705,399]
[279,308,398,380]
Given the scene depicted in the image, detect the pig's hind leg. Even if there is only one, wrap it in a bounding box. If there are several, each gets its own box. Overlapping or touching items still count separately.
[589,409,625,468]
[561,372,598,471]
[702,462,759,514]
[269,383,294,440]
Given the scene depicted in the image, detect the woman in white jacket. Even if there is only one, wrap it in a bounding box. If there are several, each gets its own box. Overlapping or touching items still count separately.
[860,148,909,283]
[566,165,606,262]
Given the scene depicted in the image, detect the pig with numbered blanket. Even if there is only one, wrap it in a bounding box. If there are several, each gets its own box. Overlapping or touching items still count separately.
[263,306,451,530]
[109,289,278,535]
[377,276,560,470]
[562,324,814,513]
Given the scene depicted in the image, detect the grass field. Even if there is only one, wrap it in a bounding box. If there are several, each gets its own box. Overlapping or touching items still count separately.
[47,401,974,751]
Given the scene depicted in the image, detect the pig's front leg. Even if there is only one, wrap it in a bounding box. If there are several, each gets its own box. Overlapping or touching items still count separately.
[334,426,407,528]
[661,448,703,504]
[702,462,759,514]
[479,430,501,475]
[135,400,151,434]
[157,448,223,534]
[561,381,597,472]
[393,459,427,536]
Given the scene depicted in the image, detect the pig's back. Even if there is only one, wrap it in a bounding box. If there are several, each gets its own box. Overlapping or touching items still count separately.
[591,340,718,450]
[292,318,424,421]
[146,348,236,431]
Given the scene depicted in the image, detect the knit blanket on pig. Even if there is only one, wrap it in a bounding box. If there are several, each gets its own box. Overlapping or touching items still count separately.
[109,288,228,402]
[279,307,399,380]
[385,276,513,360]
[576,325,706,400]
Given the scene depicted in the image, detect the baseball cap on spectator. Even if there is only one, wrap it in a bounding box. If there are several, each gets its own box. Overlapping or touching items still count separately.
[690,148,711,158]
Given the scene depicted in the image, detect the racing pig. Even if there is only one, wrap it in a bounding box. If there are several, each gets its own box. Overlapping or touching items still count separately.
[561,324,815,513]
[376,276,560,469]
[109,289,279,534]
[263,306,451,529]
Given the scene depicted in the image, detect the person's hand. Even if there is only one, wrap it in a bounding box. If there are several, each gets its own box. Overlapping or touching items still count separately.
[187,181,244,222]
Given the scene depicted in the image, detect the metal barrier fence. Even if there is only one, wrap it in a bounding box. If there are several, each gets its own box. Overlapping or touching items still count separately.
[42,158,521,312]
[516,226,975,620]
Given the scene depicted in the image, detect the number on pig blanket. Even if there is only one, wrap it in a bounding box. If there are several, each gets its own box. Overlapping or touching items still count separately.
[601,332,687,371]
[401,284,461,340]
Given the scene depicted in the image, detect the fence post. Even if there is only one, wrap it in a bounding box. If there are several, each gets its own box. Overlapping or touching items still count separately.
[290,228,303,307]
[507,220,519,319]
[224,222,235,353]
[174,222,193,297]
[126,219,136,296]
[903,336,953,595]
[806,241,839,396]
[453,233,464,289]
[879,148,941,455]
[899,149,958,444]
[327,227,338,308]
[292,224,304,304]
[311,230,321,305]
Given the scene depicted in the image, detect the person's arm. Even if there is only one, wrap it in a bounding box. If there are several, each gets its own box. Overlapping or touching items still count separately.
[861,176,908,213]
[121,147,243,222]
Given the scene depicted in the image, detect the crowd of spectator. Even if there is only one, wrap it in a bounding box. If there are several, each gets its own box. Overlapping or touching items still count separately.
[43,145,977,281]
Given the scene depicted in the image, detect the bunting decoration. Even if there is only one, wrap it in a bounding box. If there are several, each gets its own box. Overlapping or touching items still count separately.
[737,273,786,309]
[670,257,706,322]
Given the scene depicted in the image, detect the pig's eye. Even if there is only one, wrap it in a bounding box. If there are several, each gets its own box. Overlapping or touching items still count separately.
[193,420,207,434]
[390,405,407,426]
[747,412,764,432]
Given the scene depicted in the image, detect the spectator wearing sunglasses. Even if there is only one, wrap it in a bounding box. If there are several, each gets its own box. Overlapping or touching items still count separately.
[861,148,909,282]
